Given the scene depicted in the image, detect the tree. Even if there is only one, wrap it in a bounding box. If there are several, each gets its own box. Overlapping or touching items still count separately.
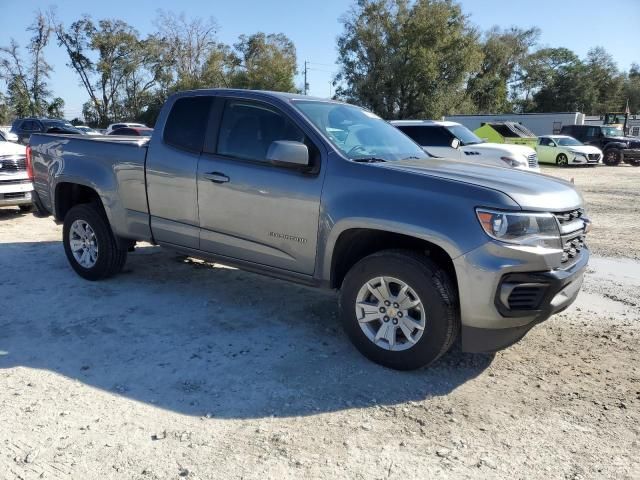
[230,33,298,92]
[53,15,143,126]
[466,26,539,113]
[0,11,53,117]
[335,0,482,119]
[46,96,65,118]
[153,11,229,92]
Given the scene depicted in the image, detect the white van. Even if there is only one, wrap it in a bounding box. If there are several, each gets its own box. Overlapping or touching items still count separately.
[391,120,540,172]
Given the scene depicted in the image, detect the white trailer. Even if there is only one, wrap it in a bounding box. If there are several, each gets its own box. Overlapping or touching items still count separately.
[444,112,586,136]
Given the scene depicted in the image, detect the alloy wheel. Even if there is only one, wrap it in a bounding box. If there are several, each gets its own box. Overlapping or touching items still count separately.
[354,276,426,351]
[69,219,99,268]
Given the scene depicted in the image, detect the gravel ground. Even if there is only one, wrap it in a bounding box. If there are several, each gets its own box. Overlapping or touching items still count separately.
[540,164,640,260]
[1,165,639,479]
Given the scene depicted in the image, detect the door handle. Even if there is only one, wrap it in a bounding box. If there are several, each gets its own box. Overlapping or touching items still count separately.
[203,172,230,183]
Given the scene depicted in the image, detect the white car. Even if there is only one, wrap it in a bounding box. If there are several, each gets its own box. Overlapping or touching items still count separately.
[0,127,19,142]
[0,140,33,211]
[391,120,540,172]
[74,125,101,136]
[105,122,147,135]
[536,135,602,166]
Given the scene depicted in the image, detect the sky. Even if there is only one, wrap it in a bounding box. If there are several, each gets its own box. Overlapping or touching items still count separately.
[1,0,639,119]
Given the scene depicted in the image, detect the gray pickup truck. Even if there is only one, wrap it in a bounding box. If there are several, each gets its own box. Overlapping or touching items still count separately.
[29,89,590,370]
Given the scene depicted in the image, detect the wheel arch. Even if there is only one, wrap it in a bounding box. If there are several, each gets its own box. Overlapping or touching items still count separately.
[327,227,459,298]
[54,182,106,222]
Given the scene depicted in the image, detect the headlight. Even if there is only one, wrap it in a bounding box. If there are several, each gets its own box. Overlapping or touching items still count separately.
[500,156,527,168]
[476,208,561,249]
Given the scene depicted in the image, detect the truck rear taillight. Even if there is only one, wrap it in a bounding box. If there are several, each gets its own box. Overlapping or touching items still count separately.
[26,145,34,181]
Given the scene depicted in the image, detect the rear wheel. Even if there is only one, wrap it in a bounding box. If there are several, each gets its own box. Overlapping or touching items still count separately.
[339,250,459,370]
[63,204,127,281]
[603,149,622,166]
[556,153,568,167]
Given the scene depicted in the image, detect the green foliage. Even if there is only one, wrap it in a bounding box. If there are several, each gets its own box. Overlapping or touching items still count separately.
[3,5,639,127]
[335,0,482,119]
[466,26,540,113]
[231,33,298,92]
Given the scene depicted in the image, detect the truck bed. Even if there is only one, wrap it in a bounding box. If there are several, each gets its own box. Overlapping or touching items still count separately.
[29,133,151,240]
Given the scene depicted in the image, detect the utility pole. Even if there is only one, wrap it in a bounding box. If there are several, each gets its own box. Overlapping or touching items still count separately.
[303,60,309,95]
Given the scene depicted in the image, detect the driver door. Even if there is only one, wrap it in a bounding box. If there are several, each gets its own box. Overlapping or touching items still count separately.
[197,98,325,275]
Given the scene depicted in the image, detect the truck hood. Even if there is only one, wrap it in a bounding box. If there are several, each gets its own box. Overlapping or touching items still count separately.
[378,157,583,211]
[604,136,640,148]
[0,141,26,156]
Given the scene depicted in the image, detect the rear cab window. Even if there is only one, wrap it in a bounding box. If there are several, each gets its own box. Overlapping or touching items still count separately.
[163,96,213,152]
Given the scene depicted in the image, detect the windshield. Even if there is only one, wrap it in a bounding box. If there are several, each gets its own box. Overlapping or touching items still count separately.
[446,124,483,145]
[557,137,583,146]
[292,101,428,161]
[601,126,624,137]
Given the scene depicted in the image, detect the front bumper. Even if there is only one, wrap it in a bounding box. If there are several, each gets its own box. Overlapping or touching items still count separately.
[0,180,33,207]
[454,240,589,353]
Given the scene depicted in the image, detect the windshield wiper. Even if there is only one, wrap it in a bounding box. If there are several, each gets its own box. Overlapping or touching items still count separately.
[352,157,387,163]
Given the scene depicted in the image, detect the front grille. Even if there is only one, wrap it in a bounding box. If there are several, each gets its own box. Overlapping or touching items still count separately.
[3,192,26,200]
[0,178,31,185]
[587,153,600,161]
[0,156,27,172]
[554,209,587,264]
[507,284,547,310]
[527,153,538,168]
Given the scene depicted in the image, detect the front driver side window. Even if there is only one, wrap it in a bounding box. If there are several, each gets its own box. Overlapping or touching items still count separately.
[217,100,307,164]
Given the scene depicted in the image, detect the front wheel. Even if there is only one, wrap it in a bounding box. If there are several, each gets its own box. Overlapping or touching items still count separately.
[556,153,569,167]
[63,204,127,281]
[339,250,459,370]
[603,149,622,166]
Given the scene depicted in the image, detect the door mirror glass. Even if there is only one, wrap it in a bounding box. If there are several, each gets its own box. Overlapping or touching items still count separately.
[267,140,309,168]
[549,141,556,147]
[450,138,460,149]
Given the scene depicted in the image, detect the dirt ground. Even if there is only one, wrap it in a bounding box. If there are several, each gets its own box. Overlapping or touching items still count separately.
[540,164,640,260]
[1,165,639,479]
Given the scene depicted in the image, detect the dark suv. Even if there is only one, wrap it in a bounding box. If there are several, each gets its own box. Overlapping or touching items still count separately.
[560,124,640,166]
[10,118,81,145]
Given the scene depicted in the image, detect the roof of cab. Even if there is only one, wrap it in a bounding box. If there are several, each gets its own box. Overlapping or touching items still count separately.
[173,88,342,104]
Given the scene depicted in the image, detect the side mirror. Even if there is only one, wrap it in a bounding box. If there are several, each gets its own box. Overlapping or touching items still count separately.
[451,138,461,149]
[549,142,556,147]
[266,140,309,168]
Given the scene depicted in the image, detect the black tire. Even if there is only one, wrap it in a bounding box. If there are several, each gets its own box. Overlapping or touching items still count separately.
[63,203,127,281]
[339,249,459,370]
[19,204,34,213]
[603,149,622,166]
[556,153,568,167]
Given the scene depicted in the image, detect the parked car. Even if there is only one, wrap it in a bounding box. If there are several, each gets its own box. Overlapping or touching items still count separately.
[0,140,33,212]
[560,124,640,166]
[29,89,589,370]
[11,118,79,144]
[74,125,101,136]
[108,127,153,137]
[0,128,19,143]
[536,135,602,166]
[105,122,147,135]
[391,120,540,171]
[46,125,84,135]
